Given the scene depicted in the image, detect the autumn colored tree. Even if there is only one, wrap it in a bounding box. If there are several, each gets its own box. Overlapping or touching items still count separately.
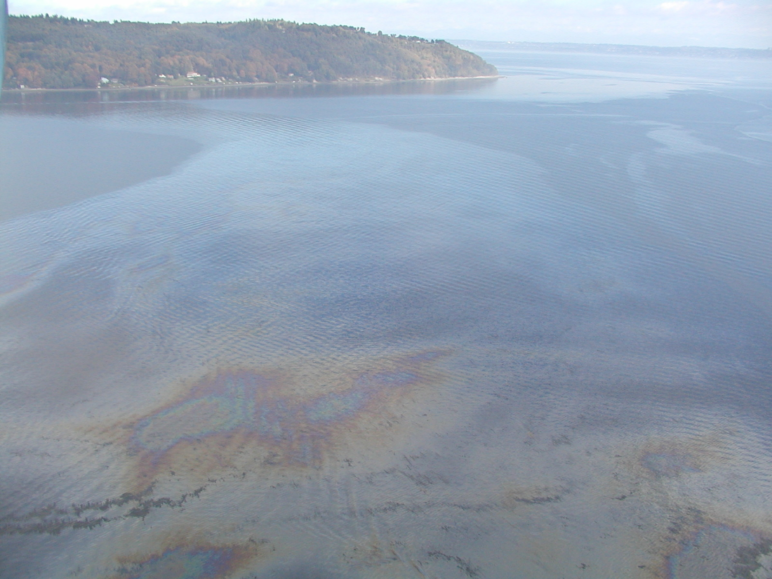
[2,15,497,89]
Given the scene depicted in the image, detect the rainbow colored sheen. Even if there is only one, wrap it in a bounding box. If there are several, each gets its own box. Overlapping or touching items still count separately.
[666,525,762,579]
[128,356,437,469]
[642,452,701,477]
[117,546,240,579]
[132,372,261,454]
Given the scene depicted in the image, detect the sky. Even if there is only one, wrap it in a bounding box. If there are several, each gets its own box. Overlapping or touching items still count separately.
[7,0,772,49]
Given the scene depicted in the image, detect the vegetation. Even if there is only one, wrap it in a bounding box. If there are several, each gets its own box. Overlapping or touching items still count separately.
[3,15,497,89]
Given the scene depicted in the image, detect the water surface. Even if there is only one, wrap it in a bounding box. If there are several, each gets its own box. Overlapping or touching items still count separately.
[1,49,772,579]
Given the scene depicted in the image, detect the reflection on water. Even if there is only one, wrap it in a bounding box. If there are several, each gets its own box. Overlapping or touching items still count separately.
[0,76,498,112]
[1,51,772,579]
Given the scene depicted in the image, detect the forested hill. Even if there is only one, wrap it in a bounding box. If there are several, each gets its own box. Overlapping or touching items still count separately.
[3,15,498,89]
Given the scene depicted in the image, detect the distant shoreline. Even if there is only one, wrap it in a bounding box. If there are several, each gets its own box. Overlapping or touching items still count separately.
[454,40,772,60]
[3,74,502,94]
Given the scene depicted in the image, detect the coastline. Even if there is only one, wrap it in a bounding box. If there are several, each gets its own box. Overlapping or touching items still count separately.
[1,74,501,94]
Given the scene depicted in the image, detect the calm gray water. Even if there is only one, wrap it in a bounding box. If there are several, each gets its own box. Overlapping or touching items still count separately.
[1,49,772,579]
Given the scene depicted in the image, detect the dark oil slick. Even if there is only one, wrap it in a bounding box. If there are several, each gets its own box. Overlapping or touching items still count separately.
[1,49,772,579]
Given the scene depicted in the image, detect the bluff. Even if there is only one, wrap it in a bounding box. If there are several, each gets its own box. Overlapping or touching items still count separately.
[3,15,497,89]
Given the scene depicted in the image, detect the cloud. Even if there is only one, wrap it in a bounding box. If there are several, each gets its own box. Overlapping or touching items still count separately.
[658,1,689,12]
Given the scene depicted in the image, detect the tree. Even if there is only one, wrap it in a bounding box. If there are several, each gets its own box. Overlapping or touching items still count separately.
[2,15,498,90]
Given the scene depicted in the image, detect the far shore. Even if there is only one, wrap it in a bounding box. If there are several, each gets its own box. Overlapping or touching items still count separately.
[2,75,502,94]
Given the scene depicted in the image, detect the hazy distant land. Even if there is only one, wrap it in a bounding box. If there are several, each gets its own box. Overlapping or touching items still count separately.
[457,39,772,60]
[2,15,497,90]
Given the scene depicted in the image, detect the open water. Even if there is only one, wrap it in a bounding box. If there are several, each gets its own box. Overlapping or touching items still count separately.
[1,48,772,579]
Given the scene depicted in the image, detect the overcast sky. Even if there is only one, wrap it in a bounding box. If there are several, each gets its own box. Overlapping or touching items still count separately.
[8,0,772,48]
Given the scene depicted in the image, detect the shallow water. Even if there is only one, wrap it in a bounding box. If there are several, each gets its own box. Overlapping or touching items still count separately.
[1,50,772,579]
[0,115,202,221]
